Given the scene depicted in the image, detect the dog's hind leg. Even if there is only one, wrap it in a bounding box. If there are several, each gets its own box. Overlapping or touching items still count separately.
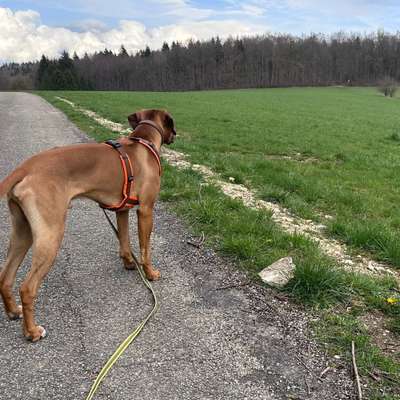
[0,198,32,320]
[137,205,160,281]
[17,192,67,342]
[116,210,136,269]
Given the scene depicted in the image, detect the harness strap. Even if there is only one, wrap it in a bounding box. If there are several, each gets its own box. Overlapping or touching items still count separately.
[129,137,162,176]
[99,140,139,212]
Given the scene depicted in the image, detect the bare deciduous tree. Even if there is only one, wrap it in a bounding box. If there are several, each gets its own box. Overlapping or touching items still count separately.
[2,32,400,91]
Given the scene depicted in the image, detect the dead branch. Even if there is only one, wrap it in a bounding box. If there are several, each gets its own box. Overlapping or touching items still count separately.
[351,341,363,400]
[187,232,205,248]
[304,376,311,395]
[319,366,331,378]
[215,282,250,291]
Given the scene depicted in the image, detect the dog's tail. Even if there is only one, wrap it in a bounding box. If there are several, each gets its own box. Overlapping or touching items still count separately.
[0,168,26,198]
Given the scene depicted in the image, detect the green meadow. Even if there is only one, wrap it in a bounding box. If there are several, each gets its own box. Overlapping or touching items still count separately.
[40,87,400,266]
[38,88,400,398]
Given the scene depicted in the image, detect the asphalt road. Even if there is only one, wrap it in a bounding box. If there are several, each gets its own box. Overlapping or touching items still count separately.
[0,92,353,400]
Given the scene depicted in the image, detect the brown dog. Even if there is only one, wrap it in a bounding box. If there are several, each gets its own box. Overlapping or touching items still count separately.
[0,109,176,342]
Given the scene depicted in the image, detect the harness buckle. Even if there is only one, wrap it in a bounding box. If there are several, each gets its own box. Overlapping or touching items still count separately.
[105,139,122,149]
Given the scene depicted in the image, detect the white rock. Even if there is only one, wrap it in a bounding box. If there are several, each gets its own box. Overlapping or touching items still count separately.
[258,257,295,288]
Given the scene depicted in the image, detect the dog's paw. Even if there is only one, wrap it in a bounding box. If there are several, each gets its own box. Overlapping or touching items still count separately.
[7,305,23,321]
[146,269,161,281]
[123,260,137,270]
[25,325,47,343]
[121,255,138,270]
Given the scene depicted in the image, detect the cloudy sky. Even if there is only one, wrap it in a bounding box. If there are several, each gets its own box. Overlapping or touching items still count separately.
[0,0,399,63]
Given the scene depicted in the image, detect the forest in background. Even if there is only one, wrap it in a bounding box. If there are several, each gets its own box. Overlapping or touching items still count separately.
[1,32,400,91]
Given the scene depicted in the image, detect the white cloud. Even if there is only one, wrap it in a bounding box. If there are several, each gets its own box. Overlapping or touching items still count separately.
[0,6,267,63]
[67,19,110,33]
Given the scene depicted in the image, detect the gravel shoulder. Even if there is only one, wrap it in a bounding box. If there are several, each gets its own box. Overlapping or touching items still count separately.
[0,92,353,400]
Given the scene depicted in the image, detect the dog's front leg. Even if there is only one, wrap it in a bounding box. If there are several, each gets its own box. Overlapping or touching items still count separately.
[137,205,160,281]
[116,210,136,269]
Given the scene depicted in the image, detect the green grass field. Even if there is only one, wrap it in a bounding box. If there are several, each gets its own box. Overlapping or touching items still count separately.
[37,88,400,398]
[39,87,400,266]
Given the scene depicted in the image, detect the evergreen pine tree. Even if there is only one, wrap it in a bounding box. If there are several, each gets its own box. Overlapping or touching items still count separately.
[119,45,129,57]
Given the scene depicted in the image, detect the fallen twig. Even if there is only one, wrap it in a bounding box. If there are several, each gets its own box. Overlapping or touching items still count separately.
[187,232,205,248]
[351,341,363,400]
[215,282,250,291]
[295,355,323,383]
[296,355,312,373]
[319,366,331,378]
[273,293,289,302]
[304,376,311,395]
[367,372,380,382]
[379,370,398,383]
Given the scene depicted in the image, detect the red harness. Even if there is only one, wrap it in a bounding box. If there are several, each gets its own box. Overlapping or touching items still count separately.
[100,137,162,212]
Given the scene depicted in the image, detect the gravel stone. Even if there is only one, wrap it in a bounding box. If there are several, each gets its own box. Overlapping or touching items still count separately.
[258,257,296,288]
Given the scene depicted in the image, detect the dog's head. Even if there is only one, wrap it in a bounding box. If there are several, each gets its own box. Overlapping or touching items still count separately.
[127,109,176,145]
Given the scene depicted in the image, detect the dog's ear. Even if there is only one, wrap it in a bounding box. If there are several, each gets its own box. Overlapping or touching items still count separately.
[128,112,141,129]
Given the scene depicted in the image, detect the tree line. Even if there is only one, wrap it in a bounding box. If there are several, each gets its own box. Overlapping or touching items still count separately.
[1,32,400,91]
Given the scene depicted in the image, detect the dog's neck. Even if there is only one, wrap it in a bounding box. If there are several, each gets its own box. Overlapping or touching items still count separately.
[130,127,162,152]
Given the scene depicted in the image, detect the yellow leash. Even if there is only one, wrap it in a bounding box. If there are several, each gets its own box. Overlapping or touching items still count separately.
[85,210,159,400]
